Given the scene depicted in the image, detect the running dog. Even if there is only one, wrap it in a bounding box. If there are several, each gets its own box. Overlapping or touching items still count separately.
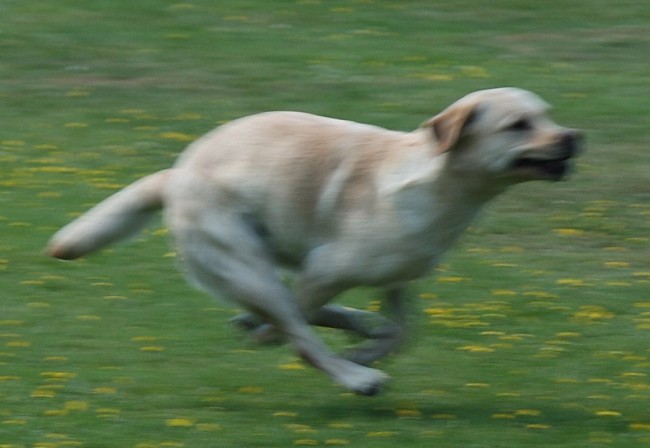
[47,88,583,395]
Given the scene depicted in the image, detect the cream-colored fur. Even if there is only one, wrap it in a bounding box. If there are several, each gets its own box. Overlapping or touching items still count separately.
[47,88,582,395]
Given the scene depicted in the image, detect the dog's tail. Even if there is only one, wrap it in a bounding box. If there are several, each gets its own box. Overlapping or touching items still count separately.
[46,169,172,260]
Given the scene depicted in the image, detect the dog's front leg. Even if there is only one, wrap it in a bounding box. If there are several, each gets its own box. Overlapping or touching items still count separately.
[341,286,409,366]
[310,286,409,366]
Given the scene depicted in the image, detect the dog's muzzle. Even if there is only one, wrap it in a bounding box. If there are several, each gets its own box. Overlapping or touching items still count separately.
[512,130,584,181]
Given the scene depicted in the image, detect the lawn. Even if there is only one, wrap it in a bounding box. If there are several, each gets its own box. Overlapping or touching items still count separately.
[1,0,649,446]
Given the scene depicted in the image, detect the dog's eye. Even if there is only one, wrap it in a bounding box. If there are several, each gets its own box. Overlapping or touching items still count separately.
[508,119,532,132]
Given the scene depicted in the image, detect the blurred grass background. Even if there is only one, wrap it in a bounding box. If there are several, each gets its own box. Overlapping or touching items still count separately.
[1,0,648,446]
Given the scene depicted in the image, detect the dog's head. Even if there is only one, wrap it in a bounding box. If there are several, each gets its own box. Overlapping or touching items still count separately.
[424,88,583,182]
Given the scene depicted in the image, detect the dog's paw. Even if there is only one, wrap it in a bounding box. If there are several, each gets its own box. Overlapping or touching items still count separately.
[334,362,390,396]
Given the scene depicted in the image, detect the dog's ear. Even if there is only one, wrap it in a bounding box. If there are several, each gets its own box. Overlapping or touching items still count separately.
[422,102,478,154]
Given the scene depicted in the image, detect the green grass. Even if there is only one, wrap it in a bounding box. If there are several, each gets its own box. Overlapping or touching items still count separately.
[1,0,649,446]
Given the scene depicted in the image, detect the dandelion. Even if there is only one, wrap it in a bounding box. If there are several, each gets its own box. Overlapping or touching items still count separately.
[436,276,467,283]
[492,413,516,420]
[553,228,584,237]
[274,411,298,417]
[557,278,588,287]
[595,410,622,417]
[328,423,353,429]
[41,372,77,381]
[160,132,195,142]
[515,409,542,417]
[396,409,422,418]
[604,261,630,268]
[458,345,495,353]
[165,418,194,427]
[278,362,306,370]
[64,401,89,412]
[31,387,57,398]
[2,419,27,426]
[460,65,490,78]
[140,346,165,352]
[286,424,316,433]
[491,289,517,296]
[573,306,615,321]
[367,431,397,438]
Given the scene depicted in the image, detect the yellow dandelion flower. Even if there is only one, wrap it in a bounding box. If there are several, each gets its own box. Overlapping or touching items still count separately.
[41,372,77,380]
[328,423,353,429]
[557,278,587,287]
[286,424,316,433]
[294,440,319,446]
[367,431,397,438]
[2,419,27,426]
[6,341,31,347]
[274,411,298,417]
[419,293,439,299]
[43,409,69,417]
[436,276,467,283]
[491,289,517,296]
[555,332,582,338]
[278,362,306,370]
[0,376,21,382]
[396,409,422,418]
[595,410,622,417]
[76,315,101,321]
[160,132,195,142]
[165,418,194,427]
[492,413,516,420]
[553,228,584,237]
[573,306,615,321]
[31,388,56,398]
[460,65,490,78]
[526,424,551,430]
[140,346,165,352]
[458,345,495,353]
[515,409,542,417]
[605,261,630,268]
[64,401,89,412]
[629,423,650,431]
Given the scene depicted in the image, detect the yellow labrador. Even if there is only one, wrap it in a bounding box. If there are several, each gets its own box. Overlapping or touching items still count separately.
[47,88,583,395]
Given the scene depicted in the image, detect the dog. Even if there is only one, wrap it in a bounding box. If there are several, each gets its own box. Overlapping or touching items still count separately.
[47,88,583,395]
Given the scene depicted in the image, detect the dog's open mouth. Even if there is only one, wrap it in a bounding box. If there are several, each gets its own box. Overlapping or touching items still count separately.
[512,156,572,179]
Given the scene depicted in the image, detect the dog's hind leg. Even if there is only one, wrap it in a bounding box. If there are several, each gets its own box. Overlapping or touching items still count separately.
[176,224,389,395]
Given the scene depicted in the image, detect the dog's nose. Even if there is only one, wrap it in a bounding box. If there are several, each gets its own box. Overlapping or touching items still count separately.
[560,130,583,157]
